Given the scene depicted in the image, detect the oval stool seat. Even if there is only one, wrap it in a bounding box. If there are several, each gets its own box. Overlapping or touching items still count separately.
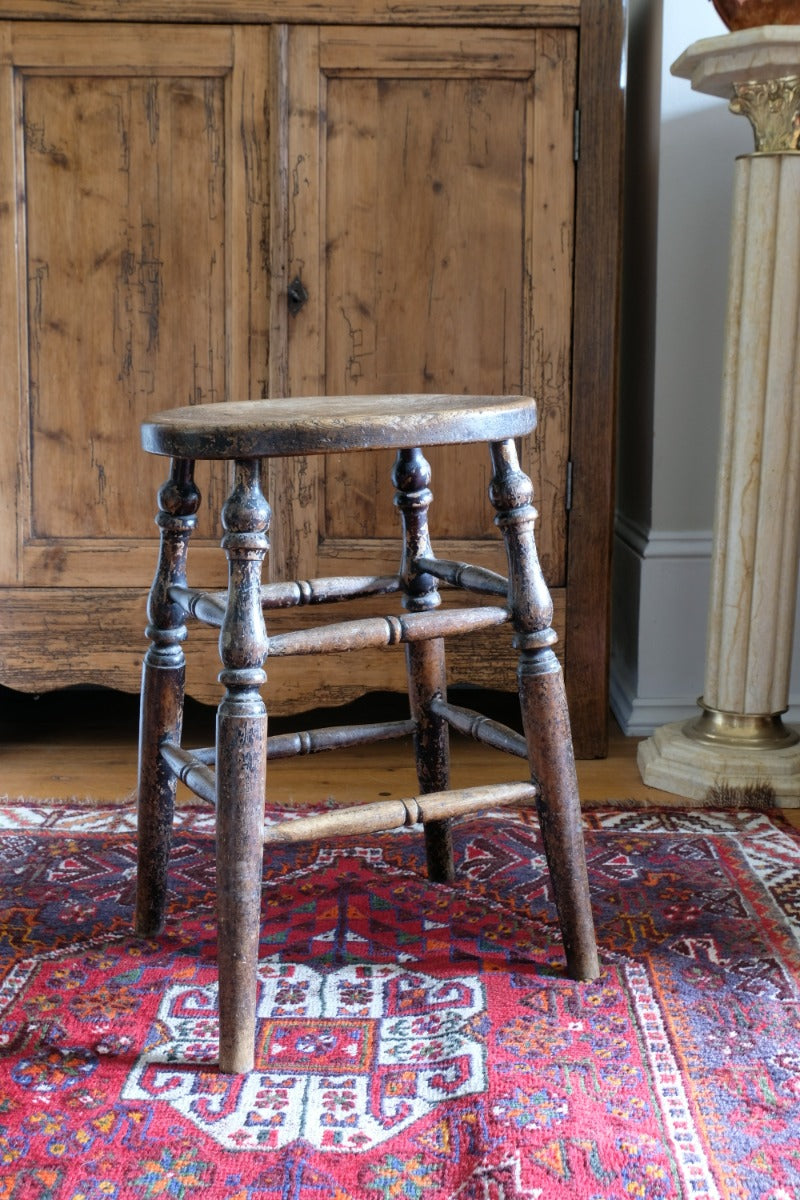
[141,392,536,459]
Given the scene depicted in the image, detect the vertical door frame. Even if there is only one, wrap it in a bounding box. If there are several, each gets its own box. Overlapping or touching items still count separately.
[566,0,624,756]
[0,29,24,584]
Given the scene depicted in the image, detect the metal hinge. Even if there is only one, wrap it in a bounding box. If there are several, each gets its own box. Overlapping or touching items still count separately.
[573,109,581,163]
[565,459,574,511]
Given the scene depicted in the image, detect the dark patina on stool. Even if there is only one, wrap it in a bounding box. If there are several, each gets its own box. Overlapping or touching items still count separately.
[135,393,600,1074]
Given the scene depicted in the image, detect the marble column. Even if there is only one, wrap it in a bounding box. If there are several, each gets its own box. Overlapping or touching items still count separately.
[638,27,800,806]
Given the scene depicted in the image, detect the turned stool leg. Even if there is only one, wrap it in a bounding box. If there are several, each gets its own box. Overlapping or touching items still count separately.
[489,439,600,981]
[216,459,270,1074]
[393,448,453,882]
[136,459,200,938]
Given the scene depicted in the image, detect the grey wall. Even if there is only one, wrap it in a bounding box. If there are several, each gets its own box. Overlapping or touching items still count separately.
[650,3,749,532]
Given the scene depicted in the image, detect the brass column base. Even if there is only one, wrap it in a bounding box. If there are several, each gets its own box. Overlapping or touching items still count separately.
[685,703,800,749]
[638,713,800,808]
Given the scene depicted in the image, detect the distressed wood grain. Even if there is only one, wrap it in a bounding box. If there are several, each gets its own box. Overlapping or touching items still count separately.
[1,23,234,69]
[0,25,269,630]
[0,3,580,24]
[269,24,323,582]
[0,2,623,759]
[565,0,624,756]
[0,53,22,585]
[0,586,566,705]
[280,23,577,702]
[524,28,576,587]
[24,72,228,543]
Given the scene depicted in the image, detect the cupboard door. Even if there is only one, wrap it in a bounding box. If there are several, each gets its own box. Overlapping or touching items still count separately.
[0,23,269,698]
[268,25,576,705]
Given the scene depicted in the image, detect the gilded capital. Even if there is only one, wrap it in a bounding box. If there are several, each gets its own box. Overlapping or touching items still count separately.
[730,75,800,152]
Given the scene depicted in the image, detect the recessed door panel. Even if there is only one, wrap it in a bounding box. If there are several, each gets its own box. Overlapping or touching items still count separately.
[280,26,576,590]
[0,24,270,589]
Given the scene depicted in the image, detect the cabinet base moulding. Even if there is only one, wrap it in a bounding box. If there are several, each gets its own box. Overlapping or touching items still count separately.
[0,587,564,716]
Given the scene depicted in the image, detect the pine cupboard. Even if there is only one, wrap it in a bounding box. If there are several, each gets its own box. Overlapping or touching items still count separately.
[0,2,623,758]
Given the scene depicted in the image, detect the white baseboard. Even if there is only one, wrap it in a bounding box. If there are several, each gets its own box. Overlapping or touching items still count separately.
[614,515,713,562]
[610,518,800,737]
[611,520,711,737]
[613,682,800,739]
[609,670,701,738]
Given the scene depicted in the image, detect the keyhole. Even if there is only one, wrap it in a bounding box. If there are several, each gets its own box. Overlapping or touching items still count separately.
[287,276,309,316]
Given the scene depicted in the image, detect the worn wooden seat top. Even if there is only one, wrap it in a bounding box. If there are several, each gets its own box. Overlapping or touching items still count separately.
[141,393,536,460]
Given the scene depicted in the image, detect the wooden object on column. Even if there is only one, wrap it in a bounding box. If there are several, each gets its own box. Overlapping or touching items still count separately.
[638,27,800,806]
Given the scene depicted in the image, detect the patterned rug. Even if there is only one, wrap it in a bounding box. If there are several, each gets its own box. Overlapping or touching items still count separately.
[2,802,800,1199]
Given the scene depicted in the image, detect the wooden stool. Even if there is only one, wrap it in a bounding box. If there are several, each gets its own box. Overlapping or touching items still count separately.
[135,393,600,1074]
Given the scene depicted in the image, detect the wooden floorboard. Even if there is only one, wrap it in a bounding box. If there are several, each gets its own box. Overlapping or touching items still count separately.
[1,686,798,828]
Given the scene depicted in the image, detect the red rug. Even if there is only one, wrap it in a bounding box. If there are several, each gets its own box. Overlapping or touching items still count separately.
[2,802,800,1198]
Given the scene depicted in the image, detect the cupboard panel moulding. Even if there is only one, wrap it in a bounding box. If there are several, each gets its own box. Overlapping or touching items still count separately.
[0,52,22,584]
[274,25,575,596]
[1,24,236,70]
[0,24,270,594]
[0,588,566,709]
[24,72,228,544]
[0,4,581,27]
